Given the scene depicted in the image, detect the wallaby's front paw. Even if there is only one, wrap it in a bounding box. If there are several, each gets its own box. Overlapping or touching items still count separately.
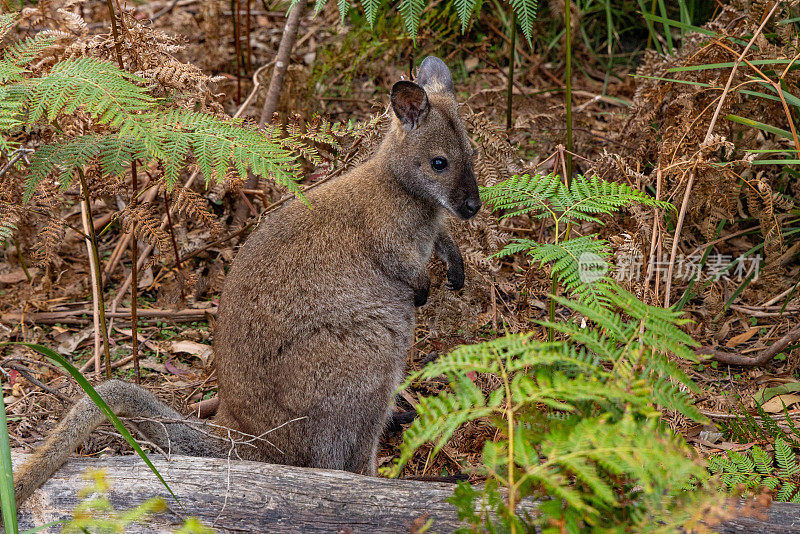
[445,264,465,291]
[413,276,431,307]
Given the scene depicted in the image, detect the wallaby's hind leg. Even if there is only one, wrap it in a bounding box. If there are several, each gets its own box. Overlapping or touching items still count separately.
[302,378,396,476]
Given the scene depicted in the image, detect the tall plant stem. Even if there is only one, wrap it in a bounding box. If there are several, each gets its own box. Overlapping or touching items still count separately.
[130,160,140,383]
[547,147,572,341]
[506,12,517,131]
[163,189,187,303]
[564,0,573,184]
[497,353,516,534]
[104,0,124,69]
[232,0,242,103]
[78,169,112,378]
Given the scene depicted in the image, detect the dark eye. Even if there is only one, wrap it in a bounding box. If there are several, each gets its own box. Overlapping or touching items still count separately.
[431,157,448,172]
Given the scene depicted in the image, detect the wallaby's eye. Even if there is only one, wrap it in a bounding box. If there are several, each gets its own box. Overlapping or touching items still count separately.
[431,157,448,172]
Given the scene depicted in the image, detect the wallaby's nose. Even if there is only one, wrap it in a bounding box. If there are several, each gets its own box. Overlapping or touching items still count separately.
[461,197,481,219]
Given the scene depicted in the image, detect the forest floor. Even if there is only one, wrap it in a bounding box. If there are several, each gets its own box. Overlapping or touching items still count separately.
[1,0,799,481]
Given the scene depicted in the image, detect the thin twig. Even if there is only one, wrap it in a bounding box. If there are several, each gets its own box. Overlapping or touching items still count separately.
[0,148,34,180]
[131,160,140,383]
[664,166,695,308]
[104,0,125,70]
[150,0,180,21]
[2,362,71,403]
[78,169,112,377]
[163,188,186,303]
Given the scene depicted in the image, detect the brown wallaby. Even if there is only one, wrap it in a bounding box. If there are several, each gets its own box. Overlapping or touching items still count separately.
[12,56,480,506]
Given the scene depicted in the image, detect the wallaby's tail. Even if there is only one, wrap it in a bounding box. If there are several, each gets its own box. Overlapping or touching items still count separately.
[13,379,224,507]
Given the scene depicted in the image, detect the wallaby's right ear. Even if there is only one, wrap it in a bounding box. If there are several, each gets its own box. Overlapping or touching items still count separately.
[390,81,429,130]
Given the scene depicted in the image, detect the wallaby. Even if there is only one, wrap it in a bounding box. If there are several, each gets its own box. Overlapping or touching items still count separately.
[12,56,480,506]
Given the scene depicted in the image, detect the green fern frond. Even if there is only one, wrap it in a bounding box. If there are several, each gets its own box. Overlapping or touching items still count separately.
[0,33,55,83]
[0,220,16,246]
[454,0,478,31]
[337,0,351,22]
[527,235,614,306]
[752,446,773,475]
[482,173,671,227]
[362,0,381,27]
[493,238,538,259]
[481,173,560,220]
[26,57,154,127]
[399,0,425,40]
[393,379,494,474]
[776,438,800,478]
[508,0,538,44]
[559,174,670,224]
[0,13,16,41]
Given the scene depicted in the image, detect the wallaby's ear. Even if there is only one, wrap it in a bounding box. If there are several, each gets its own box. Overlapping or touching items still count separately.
[390,80,429,130]
[416,56,454,94]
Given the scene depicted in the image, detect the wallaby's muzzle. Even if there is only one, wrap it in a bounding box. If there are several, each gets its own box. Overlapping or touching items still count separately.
[456,196,481,219]
[453,171,481,219]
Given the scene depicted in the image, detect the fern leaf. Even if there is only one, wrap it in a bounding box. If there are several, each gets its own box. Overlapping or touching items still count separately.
[559,175,671,225]
[481,173,561,220]
[0,33,55,83]
[361,0,381,28]
[27,57,154,127]
[399,0,425,40]
[454,0,478,32]
[776,438,799,478]
[527,235,613,306]
[507,0,538,44]
[337,0,351,22]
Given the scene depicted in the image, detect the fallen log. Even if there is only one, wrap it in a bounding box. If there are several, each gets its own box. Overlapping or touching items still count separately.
[14,453,462,533]
[12,452,800,533]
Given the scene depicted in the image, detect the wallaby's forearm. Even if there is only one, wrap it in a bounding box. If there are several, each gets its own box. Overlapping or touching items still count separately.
[13,380,223,507]
[434,229,465,290]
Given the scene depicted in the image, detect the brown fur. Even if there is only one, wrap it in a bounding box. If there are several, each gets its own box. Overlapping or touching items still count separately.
[12,56,479,504]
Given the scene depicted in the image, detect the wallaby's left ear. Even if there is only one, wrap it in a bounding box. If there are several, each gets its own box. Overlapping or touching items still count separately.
[390,80,429,130]
[416,56,454,94]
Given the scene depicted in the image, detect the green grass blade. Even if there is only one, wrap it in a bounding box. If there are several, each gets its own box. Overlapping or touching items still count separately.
[631,74,711,87]
[668,59,794,73]
[0,369,19,534]
[751,159,800,165]
[636,0,664,55]
[0,342,184,510]
[656,0,673,53]
[745,149,800,153]
[726,114,794,139]
[642,12,716,37]
[21,520,64,533]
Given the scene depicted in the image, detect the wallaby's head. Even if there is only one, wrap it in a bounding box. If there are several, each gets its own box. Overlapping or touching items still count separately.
[387,56,481,220]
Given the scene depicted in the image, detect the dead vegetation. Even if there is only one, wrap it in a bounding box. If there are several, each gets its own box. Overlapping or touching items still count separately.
[0,0,799,487]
